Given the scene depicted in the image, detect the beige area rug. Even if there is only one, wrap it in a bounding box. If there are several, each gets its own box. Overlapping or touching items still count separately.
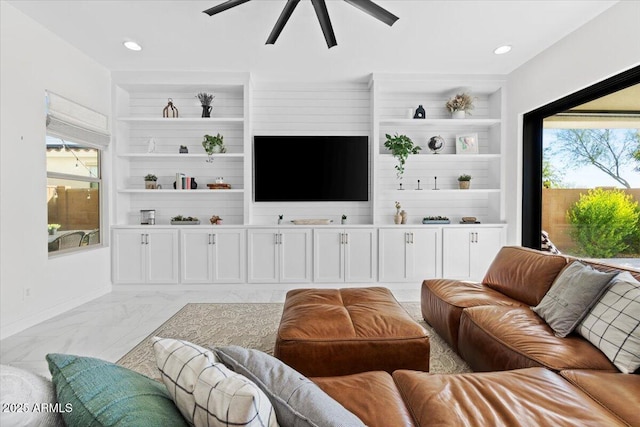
[117,302,471,379]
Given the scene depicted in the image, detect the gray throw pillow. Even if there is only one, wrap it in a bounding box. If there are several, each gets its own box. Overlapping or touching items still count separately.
[532,261,616,338]
[214,345,366,427]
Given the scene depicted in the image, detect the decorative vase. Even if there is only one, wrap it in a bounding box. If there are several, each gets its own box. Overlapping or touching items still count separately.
[452,110,466,119]
[49,229,56,236]
[394,214,402,224]
[459,180,471,189]
[414,105,426,119]
[201,105,212,118]
[400,210,407,224]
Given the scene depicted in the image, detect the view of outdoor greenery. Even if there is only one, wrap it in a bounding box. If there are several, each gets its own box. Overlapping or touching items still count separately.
[542,127,640,263]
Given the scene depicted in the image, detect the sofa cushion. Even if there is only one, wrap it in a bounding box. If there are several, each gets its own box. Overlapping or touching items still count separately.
[457,305,616,372]
[532,261,616,337]
[560,369,640,427]
[0,364,64,427]
[312,371,414,427]
[483,246,568,306]
[421,278,525,352]
[152,337,278,427]
[46,353,188,427]
[215,345,366,427]
[393,368,629,427]
[577,271,640,373]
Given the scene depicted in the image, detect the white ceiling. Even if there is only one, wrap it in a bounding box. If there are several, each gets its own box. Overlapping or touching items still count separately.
[7,0,619,82]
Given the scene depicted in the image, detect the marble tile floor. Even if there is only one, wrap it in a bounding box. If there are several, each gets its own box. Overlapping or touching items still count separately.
[0,287,421,378]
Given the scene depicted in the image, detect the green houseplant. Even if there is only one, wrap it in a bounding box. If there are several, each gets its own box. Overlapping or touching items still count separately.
[202,134,226,162]
[48,223,61,235]
[144,173,158,189]
[458,174,471,189]
[384,133,421,179]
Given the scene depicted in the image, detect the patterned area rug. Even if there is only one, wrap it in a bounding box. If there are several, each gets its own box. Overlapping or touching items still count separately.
[117,302,470,379]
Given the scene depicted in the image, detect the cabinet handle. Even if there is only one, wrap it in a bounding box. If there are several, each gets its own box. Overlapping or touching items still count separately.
[470,232,478,243]
[411,232,414,244]
[405,232,410,244]
[212,234,216,245]
[145,234,149,245]
[141,234,145,245]
[278,233,282,245]
[274,233,278,245]
[340,233,344,245]
[345,233,349,244]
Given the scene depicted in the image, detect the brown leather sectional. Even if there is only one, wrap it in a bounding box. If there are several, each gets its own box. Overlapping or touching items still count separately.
[305,246,639,426]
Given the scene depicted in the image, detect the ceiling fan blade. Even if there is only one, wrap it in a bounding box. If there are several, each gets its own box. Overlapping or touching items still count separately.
[266,0,301,45]
[203,0,252,16]
[343,0,399,26]
[310,0,337,48]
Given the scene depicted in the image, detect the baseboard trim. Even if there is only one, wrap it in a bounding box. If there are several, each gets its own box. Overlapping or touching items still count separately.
[0,285,112,340]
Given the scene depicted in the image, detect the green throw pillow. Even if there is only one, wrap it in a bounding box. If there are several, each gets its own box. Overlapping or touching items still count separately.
[46,353,188,427]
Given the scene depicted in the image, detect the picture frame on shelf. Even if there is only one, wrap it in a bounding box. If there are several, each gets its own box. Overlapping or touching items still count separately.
[455,133,479,154]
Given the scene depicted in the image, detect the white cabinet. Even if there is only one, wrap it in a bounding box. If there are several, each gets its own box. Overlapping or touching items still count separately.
[379,228,440,282]
[180,228,246,284]
[247,228,312,283]
[112,228,179,284]
[442,227,505,281]
[313,228,377,283]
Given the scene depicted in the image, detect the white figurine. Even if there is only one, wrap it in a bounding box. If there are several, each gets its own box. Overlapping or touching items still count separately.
[147,137,156,153]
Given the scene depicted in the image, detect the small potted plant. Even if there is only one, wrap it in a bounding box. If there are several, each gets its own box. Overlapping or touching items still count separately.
[278,214,283,225]
[196,92,215,118]
[202,133,226,162]
[179,145,188,153]
[445,93,475,119]
[458,174,472,189]
[144,173,158,189]
[341,214,347,225]
[384,133,421,179]
[48,223,61,235]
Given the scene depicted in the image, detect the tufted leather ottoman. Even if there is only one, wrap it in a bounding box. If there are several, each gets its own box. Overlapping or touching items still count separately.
[274,287,430,377]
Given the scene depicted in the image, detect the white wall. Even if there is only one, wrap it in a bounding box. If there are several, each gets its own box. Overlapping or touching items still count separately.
[0,2,112,339]
[505,1,640,245]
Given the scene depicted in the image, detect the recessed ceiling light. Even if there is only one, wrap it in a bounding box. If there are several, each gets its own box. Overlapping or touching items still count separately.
[123,41,142,51]
[494,45,512,55]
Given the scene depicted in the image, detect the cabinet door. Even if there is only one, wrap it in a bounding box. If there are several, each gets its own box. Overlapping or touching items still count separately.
[313,230,344,282]
[146,230,179,284]
[212,229,246,283]
[469,228,505,280]
[378,229,411,282]
[408,229,439,281]
[181,230,213,284]
[247,229,279,283]
[280,229,312,283]
[344,229,377,282]
[112,230,146,284]
[442,229,473,280]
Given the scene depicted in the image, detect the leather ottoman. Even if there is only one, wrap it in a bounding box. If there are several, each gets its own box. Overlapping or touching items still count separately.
[274,287,430,377]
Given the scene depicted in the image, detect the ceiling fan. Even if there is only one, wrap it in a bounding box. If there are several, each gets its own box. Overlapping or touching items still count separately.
[203,0,399,48]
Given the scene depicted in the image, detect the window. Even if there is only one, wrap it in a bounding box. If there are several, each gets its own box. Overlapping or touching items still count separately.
[522,66,640,268]
[45,91,109,254]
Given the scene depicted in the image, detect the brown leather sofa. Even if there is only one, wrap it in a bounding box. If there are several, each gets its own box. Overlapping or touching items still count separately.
[306,246,640,426]
[422,245,639,372]
[312,367,639,427]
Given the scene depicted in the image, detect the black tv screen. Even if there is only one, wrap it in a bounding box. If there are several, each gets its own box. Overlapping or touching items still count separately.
[254,136,369,202]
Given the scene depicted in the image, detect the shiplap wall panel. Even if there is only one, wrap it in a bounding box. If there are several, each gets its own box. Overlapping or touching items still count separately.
[251,83,372,225]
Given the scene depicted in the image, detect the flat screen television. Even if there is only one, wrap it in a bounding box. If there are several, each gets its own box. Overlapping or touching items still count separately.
[254,135,369,202]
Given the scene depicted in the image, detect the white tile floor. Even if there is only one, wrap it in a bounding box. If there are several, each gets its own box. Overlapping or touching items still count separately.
[0,287,421,378]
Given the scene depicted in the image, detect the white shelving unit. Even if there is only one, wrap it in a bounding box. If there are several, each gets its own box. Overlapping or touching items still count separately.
[370,73,507,226]
[111,71,252,226]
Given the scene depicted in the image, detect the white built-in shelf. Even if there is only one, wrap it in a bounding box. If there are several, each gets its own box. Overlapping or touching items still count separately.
[117,117,244,123]
[379,118,501,127]
[118,153,245,159]
[379,153,500,160]
[118,189,245,194]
